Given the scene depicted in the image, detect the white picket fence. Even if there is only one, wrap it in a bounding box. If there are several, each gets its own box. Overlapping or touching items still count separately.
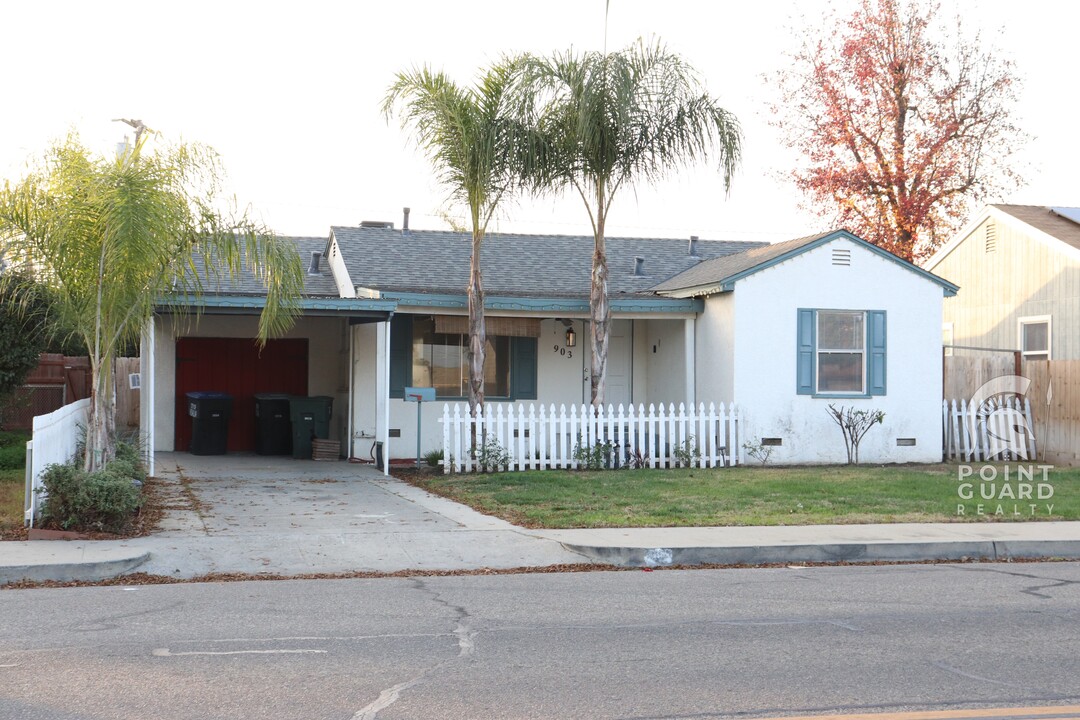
[942,397,1037,462]
[440,402,743,473]
[25,398,90,526]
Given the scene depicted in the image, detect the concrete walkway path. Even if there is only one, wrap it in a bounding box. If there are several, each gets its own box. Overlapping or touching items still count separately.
[4,453,1080,584]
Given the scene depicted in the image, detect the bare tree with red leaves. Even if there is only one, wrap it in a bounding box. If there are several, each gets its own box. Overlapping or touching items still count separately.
[771,0,1025,262]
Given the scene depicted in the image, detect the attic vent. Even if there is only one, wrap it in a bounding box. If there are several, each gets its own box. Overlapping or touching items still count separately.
[360,220,394,229]
[308,251,322,275]
[633,256,646,276]
[985,222,997,253]
[831,248,851,266]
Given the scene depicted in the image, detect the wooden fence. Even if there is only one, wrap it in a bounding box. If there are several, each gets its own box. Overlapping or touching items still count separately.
[1022,360,1080,467]
[440,402,743,473]
[943,353,1019,402]
[114,357,140,431]
[942,358,1079,467]
[942,397,1037,462]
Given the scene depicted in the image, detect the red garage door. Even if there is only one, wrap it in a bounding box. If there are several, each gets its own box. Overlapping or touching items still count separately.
[175,338,309,452]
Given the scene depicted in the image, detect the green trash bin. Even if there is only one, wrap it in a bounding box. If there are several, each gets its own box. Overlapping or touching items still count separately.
[289,396,333,459]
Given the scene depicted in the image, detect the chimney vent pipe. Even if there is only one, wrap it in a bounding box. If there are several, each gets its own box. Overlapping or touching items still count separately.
[689,235,700,256]
[308,251,322,275]
[403,207,411,232]
[633,256,646,276]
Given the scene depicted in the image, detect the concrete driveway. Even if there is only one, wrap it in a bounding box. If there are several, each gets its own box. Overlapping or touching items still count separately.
[131,453,587,578]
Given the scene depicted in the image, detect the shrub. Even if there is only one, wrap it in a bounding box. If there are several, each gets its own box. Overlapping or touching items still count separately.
[471,437,511,472]
[38,448,145,533]
[672,437,701,468]
[423,449,444,468]
[572,438,612,470]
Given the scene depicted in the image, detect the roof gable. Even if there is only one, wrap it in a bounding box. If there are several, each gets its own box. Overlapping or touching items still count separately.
[925,204,1080,270]
[652,229,958,297]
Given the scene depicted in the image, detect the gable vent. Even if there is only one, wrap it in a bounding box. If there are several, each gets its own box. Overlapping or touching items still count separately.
[985,222,997,253]
[831,248,851,266]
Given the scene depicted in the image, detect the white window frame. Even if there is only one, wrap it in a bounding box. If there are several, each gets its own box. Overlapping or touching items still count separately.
[1018,315,1052,361]
[816,310,867,395]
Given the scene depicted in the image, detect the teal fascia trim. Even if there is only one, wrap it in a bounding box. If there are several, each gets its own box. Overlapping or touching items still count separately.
[381,291,702,314]
[718,230,960,297]
[160,294,398,313]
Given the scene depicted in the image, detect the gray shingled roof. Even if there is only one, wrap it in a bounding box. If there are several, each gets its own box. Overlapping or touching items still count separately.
[994,205,1080,253]
[651,231,834,294]
[192,236,338,297]
[331,226,766,298]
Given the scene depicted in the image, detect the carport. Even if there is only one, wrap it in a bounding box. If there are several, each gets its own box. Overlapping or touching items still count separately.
[142,295,397,476]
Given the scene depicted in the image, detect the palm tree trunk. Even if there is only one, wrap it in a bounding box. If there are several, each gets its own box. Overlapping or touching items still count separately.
[590,207,609,407]
[467,230,486,450]
[84,355,116,473]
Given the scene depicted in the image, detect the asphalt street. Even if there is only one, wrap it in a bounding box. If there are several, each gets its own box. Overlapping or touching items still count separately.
[1,562,1079,719]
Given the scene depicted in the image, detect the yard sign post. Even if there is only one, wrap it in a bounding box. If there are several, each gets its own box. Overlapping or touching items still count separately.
[404,387,435,468]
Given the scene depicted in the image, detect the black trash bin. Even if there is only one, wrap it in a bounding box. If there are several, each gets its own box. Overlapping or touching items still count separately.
[254,393,292,456]
[289,396,334,460]
[186,391,233,456]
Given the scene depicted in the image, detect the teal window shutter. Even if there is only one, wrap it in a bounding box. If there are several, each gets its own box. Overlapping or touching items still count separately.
[868,310,887,396]
[796,309,815,395]
[510,337,538,400]
[389,314,412,399]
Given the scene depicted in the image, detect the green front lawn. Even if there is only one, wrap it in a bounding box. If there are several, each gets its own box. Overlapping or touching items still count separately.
[405,464,1080,528]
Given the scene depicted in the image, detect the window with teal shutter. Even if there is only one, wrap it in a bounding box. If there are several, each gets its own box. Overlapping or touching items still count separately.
[798,308,887,397]
[867,310,886,395]
[796,309,815,394]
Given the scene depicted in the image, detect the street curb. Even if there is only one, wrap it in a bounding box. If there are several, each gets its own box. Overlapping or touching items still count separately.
[0,551,150,586]
[559,540,1080,567]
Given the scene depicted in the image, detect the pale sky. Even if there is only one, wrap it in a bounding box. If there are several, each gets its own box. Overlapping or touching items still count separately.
[1,0,1075,243]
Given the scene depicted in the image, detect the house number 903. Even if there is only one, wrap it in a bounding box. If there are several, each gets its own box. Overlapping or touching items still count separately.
[553,345,573,358]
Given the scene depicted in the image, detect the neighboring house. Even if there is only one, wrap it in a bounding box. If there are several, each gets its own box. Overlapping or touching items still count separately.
[142,219,956,468]
[925,205,1080,361]
[653,230,956,464]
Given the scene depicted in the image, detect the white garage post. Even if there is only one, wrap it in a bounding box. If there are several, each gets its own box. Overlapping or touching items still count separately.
[141,316,156,477]
[684,317,696,407]
[383,318,391,476]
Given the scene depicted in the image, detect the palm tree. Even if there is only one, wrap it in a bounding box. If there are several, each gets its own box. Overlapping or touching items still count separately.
[383,61,529,420]
[0,131,304,472]
[514,39,742,405]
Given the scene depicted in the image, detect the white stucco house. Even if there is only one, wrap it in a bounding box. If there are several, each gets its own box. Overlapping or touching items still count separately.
[141,219,957,471]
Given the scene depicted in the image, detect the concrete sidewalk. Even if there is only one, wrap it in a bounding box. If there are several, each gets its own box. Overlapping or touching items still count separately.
[4,452,1080,584]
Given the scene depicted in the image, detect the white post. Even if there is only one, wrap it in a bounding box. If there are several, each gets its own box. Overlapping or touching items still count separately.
[140,316,156,477]
[382,319,391,475]
[684,317,696,408]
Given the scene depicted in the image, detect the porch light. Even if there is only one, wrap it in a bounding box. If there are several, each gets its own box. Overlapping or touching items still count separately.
[565,326,576,348]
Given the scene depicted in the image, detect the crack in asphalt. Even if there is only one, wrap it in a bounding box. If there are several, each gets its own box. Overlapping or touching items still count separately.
[349,579,475,719]
[951,565,1080,600]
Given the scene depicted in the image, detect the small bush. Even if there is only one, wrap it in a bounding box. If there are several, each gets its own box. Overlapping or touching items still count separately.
[672,437,701,468]
[572,438,613,470]
[472,437,511,473]
[423,449,444,468]
[38,444,145,533]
